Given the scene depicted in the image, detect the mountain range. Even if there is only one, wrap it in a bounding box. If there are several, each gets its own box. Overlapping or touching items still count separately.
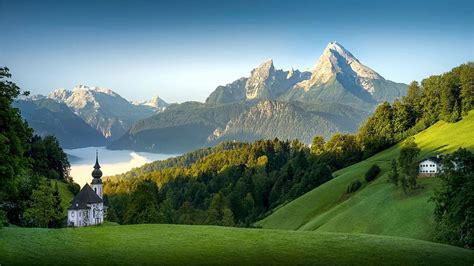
[109,42,407,153]
[16,42,407,153]
[16,85,168,148]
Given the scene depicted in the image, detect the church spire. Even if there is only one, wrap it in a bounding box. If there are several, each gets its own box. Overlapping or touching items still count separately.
[91,150,103,179]
[94,149,101,169]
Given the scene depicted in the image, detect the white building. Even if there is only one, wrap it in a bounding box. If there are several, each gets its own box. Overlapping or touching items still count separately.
[67,152,106,227]
[419,156,443,176]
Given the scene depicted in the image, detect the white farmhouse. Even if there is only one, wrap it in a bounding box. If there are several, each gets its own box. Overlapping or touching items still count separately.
[419,156,443,176]
[67,152,106,227]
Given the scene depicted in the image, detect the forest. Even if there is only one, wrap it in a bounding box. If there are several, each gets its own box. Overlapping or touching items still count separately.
[0,67,74,228]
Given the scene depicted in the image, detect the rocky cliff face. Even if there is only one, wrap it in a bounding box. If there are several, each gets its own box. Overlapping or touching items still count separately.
[283,42,407,107]
[48,85,157,141]
[206,59,310,104]
[208,100,366,144]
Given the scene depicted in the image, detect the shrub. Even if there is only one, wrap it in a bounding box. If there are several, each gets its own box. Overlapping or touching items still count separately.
[0,210,7,229]
[365,164,381,182]
[67,182,81,195]
[347,180,362,193]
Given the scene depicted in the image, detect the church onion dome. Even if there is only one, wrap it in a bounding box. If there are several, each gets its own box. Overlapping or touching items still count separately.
[91,150,103,179]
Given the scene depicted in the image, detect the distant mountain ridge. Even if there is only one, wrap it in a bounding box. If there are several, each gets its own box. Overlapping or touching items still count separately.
[48,85,167,141]
[17,42,408,153]
[16,86,169,148]
[14,98,106,148]
[109,42,404,153]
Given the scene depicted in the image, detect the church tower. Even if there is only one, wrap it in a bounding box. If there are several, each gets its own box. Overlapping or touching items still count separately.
[91,150,103,198]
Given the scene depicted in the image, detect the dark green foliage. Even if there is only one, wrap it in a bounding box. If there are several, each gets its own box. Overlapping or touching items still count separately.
[67,182,81,195]
[398,138,420,191]
[365,164,381,182]
[357,63,474,159]
[388,160,399,186]
[124,180,162,224]
[433,148,474,248]
[105,139,334,226]
[0,67,71,227]
[0,210,7,228]
[347,180,362,194]
[23,179,63,228]
[49,182,65,228]
[0,67,33,202]
[29,135,71,181]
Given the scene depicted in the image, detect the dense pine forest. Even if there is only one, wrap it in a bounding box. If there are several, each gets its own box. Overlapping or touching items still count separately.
[0,67,74,228]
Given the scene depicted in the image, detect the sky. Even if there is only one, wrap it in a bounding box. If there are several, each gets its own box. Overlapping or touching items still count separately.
[1,0,473,103]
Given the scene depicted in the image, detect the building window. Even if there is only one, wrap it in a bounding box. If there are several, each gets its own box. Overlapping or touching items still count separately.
[94,187,97,193]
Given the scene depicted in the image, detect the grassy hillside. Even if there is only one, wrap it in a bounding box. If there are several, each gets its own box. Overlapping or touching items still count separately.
[1,224,473,265]
[51,180,74,213]
[257,112,474,241]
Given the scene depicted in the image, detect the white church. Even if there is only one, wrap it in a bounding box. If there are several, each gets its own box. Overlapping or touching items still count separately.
[67,152,106,227]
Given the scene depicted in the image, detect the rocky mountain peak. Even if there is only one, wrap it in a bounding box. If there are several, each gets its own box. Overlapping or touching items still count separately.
[245,59,277,100]
[132,95,169,109]
[295,42,384,94]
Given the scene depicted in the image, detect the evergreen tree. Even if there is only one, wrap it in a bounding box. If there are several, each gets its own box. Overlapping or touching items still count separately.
[388,160,399,186]
[23,179,56,227]
[398,138,420,190]
[433,148,474,248]
[124,180,161,224]
[49,181,64,228]
[459,63,474,114]
[222,207,235,226]
[310,136,325,155]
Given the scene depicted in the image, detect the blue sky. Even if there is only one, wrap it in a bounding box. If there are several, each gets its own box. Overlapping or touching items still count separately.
[1,0,473,103]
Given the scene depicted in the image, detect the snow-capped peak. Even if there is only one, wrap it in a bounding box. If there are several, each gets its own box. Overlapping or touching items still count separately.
[295,41,383,94]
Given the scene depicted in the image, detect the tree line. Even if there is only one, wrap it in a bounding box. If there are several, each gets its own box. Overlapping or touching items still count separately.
[0,67,73,228]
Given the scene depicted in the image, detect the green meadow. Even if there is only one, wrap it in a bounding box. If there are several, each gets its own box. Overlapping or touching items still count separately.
[257,112,474,242]
[1,224,473,265]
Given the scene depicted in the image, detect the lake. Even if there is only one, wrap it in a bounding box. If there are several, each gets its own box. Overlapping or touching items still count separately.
[65,147,178,186]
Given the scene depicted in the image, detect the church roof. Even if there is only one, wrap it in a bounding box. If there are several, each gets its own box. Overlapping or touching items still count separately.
[68,184,103,210]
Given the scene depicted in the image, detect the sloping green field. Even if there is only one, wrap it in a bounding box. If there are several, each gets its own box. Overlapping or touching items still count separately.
[52,180,74,212]
[258,112,474,241]
[1,224,473,265]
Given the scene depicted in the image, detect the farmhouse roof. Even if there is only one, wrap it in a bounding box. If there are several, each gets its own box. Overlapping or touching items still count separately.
[419,156,443,164]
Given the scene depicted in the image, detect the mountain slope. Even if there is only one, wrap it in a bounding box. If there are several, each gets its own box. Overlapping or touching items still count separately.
[14,98,106,148]
[282,42,407,108]
[48,85,157,141]
[211,100,369,143]
[257,111,474,241]
[108,101,250,153]
[2,225,473,265]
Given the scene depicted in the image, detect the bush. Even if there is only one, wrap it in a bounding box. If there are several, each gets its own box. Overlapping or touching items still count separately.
[67,182,81,195]
[347,180,362,193]
[0,210,7,229]
[365,164,381,182]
